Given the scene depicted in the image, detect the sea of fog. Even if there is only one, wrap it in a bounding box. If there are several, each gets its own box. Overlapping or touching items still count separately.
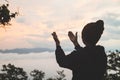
[0,52,72,80]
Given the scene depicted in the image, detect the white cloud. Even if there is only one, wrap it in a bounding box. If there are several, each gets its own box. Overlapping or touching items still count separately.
[0,0,120,50]
[99,39,120,50]
[0,52,72,79]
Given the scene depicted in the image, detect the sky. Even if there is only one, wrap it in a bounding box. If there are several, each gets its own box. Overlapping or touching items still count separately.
[0,0,120,51]
[0,0,120,79]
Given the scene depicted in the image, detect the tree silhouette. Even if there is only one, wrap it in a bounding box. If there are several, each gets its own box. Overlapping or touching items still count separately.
[0,0,18,30]
[30,69,45,80]
[105,50,120,80]
[0,63,28,80]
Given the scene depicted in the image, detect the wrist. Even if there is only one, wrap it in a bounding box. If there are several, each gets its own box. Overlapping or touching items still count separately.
[56,43,60,46]
[56,44,60,48]
[73,42,79,46]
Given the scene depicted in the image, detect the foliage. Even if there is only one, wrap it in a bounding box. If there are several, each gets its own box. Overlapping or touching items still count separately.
[105,50,120,80]
[30,69,45,80]
[47,70,66,80]
[0,63,28,80]
[55,70,66,80]
[0,1,18,30]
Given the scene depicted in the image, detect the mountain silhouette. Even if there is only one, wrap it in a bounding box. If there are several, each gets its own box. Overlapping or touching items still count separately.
[0,48,53,54]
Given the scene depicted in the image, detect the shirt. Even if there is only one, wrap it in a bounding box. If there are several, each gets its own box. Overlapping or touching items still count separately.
[55,45,107,80]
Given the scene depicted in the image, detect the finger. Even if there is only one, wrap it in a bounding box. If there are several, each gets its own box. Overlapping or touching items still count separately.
[68,31,71,36]
[52,32,56,36]
[68,31,72,34]
[52,32,58,38]
[68,31,74,37]
[75,32,78,37]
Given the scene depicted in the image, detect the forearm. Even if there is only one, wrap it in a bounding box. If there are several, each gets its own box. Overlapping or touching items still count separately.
[55,43,60,48]
[55,46,67,67]
[55,46,74,69]
[55,46,65,58]
[73,41,79,47]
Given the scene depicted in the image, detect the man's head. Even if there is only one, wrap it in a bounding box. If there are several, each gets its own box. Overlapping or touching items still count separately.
[82,20,104,46]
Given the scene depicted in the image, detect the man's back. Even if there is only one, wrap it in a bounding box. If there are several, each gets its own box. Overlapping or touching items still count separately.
[71,46,107,80]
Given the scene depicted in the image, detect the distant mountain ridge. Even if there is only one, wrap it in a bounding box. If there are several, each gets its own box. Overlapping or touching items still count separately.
[0,48,53,54]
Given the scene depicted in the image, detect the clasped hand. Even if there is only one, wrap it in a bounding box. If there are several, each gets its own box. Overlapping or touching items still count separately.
[52,31,79,46]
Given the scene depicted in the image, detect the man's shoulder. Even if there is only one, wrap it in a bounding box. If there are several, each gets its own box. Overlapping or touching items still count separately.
[96,45,105,51]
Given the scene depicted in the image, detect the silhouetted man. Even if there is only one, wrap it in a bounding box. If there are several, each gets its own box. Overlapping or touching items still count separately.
[52,20,107,80]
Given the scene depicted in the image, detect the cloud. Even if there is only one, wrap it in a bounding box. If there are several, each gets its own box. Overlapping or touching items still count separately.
[0,52,55,61]
[42,21,54,28]
[103,13,120,27]
[0,0,120,50]
[99,39,120,50]
[16,17,27,24]
[95,13,120,42]
[0,47,53,54]
[0,51,72,79]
